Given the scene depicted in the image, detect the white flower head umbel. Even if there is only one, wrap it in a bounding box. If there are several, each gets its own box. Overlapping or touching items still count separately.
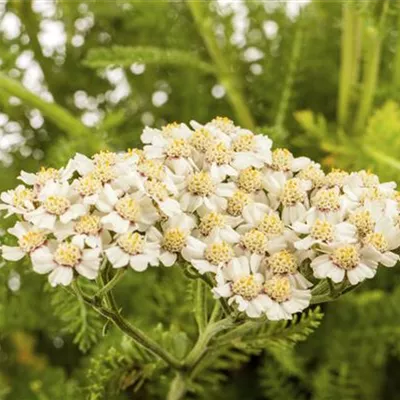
[1,117,400,321]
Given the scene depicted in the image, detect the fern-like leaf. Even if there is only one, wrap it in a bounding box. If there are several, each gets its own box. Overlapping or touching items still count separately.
[84,46,215,74]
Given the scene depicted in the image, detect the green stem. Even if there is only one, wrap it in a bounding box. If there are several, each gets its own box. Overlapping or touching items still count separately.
[353,0,389,134]
[275,17,303,128]
[167,373,187,400]
[94,268,126,301]
[364,144,400,172]
[338,4,356,128]
[393,8,400,88]
[209,301,221,324]
[187,1,255,130]
[71,281,183,369]
[184,318,235,369]
[194,279,208,334]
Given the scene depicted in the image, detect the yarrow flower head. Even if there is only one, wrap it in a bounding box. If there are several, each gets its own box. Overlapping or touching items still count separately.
[1,117,399,321]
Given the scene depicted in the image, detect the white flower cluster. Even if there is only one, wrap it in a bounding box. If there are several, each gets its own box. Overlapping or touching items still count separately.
[1,117,400,320]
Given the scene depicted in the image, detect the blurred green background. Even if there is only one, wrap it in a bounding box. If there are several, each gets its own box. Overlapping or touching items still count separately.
[1,0,400,399]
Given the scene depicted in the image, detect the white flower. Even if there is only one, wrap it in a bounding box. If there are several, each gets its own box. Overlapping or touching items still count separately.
[193,211,241,243]
[0,185,36,217]
[292,218,357,251]
[147,213,197,267]
[97,184,159,233]
[53,214,111,249]
[141,122,193,144]
[19,164,73,188]
[269,148,310,175]
[105,231,160,271]
[263,173,312,225]
[26,181,87,230]
[361,217,400,267]
[31,238,102,287]
[2,222,47,261]
[311,244,380,285]
[231,132,272,170]
[182,237,235,274]
[179,170,236,213]
[263,275,311,320]
[213,255,267,318]
[263,248,313,289]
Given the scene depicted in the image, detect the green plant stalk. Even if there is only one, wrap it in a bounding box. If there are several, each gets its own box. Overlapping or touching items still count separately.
[71,281,183,369]
[187,1,255,130]
[353,0,389,134]
[393,9,400,88]
[337,4,355,128]
[275,18,303,128]
[94,268,126,301]
[0,72,107,153]
[194,279,208,334]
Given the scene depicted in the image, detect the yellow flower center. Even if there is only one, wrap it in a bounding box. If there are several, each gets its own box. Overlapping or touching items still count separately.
[75,215,101,235]
[232,134,255,152]
[162,122,180,138]
[271,148,293,171]
[54,243,81,267]
[92,150,117,166]
[115,196,140,222]
[205,142,233,165]
[313,188,340,212]
[324,169,348,188]
[145,180,169,202]
[227,190,251,216]
[264,276,291,302]
[204,242,234,265]
[93,163,116,183]
[162,228,186,253]
[364,232,388,253]
[360,187,386,204]
[125,148,145,162]
[77,173,103,196]
[12,187,35,208]
[117,232,144,255]
[190,129,214,153]
[331,245,360,270]
[18,231,47,253]
[359,170,379,188]
[258,213,284,237]
[211,116,236,135]
[237,167,262,193]
[44,195,70,215]
[267,249,298,274]
[137,159,165,180]
[37,167,59,185]
[199,212,225,236]
[241,229,268,254]
[166,139,192,159]
[297,165,325,188]
[348,210,374,236]
[311,219,334,242]
[187,172,215,196]
[232,275,262,300]
[281,178,305,206]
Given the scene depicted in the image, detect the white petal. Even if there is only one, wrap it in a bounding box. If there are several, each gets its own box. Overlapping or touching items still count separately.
[48,266,74,287]
[1,245,25,261]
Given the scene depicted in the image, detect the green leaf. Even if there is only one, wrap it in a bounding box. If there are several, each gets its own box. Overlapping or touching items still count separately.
[0,72,92,140]
[50,283,104,353]
[83,46,215,74]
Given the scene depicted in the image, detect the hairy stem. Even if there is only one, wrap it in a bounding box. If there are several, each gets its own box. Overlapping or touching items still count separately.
[94,268,126,301]
[71,281,183,369]
[275,17,303,128]
[188,1,255,130]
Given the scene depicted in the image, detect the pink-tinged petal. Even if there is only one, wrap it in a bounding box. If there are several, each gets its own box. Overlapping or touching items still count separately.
[2,246,25,261]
